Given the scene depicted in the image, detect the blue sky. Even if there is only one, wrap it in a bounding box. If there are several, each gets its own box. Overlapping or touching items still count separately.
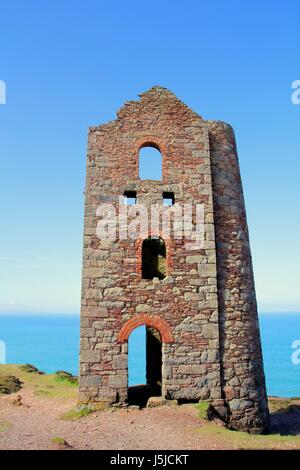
[0,0,299,313]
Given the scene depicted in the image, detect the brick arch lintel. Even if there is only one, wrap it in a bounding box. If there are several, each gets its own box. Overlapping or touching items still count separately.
[117,314,173,343]
[135,136,166,155]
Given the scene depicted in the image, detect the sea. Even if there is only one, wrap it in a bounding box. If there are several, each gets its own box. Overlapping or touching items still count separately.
[0,312,299,398]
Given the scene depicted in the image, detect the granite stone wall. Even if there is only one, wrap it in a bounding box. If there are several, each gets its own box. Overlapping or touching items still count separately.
[79,87,269,432]
[208,120,269,432]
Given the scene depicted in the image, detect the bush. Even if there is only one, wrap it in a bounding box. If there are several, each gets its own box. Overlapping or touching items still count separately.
[55,370,78,385]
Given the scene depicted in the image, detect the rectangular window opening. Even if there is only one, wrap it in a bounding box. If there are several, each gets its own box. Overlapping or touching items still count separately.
[163,192,175,206]
[124,191,137,205]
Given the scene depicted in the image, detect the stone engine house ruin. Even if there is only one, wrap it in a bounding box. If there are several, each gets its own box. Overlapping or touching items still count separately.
[79,86,269,433]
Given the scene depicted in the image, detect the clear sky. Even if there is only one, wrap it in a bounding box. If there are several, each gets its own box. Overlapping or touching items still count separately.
[0,0,299,313]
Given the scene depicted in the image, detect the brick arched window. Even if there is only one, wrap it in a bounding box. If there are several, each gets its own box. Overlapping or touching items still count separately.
[139,144,162,180]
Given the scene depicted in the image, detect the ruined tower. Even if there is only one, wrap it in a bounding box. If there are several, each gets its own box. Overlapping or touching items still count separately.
[79,87,269,433]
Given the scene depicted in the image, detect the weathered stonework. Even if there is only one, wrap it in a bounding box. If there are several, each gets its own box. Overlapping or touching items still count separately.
[79,86,269,433]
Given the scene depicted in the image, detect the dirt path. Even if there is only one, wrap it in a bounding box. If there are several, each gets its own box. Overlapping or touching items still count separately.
[1,368,300,450]
[0,387,228,450]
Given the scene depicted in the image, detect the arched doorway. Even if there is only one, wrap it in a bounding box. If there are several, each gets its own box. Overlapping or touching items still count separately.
[118,314,173,406]
[128,325,162,406]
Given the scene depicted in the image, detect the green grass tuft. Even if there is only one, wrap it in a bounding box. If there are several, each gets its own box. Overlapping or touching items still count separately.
[0,419,11,433]
[55,370,78,385]
[60,404,94,420]
[194,401,210,419]
[51,436,67,444]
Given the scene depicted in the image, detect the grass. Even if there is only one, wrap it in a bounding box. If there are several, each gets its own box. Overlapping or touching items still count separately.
[19,364,43,374]
[60,403,107,420]
[54,371,78,385]
[194,401,210,419]
[51,436,67,444]
[0,419,11,433]
[192,397,300,450]
[195,422,300,450]
[0,364,78,400]
[268,397,300,413]
[34,389,51,397]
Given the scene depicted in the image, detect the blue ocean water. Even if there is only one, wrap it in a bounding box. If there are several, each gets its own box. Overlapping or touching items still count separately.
[259,313,300,397]
[0,313,299,397]
[0,314,80,376]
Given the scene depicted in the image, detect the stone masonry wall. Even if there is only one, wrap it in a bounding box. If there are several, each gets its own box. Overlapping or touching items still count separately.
[208,120,269,432]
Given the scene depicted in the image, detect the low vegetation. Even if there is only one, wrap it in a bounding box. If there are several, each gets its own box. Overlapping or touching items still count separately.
[268,396,300,413]
[0,375,22,395]
[19,364,44,374]
[50,436,72,449]
[60,403,107,420]
[60,404,95,420]
[51,436,67,444]
[0,419,11,433]
[194,400,210,419]
[196,422,300,450]
[55,370,78,385]
[0,364,77,400]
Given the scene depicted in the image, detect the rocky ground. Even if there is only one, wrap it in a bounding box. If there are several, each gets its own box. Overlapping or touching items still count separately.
[0,365,300,450]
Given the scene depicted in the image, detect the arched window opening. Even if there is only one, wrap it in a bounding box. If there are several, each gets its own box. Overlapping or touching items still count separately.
[142,237,166,280]
[139,145,162,180]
